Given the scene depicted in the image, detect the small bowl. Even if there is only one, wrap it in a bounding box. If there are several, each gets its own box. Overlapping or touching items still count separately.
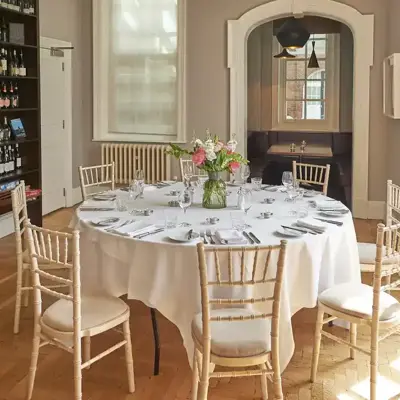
[168,200,180,207]
[169,190,179,196]
[260,212,273,219]
[262,198,275,204]
[206,217,220,225]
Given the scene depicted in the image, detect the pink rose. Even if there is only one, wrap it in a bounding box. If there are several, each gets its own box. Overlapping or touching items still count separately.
[229,161,240,173]
[192,148,206,166]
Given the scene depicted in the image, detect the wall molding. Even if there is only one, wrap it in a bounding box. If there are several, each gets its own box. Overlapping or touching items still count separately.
[227,0,374,219]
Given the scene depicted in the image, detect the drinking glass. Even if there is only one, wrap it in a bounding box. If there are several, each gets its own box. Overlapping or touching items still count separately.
[240,165,250,184]
[135,170,145,182]
[251,177,262,191]
[178,189,192,215]
[286,185,299,203]
[198,176,208,189]
[282,171,293,188]
[230,211,246,233]
[183,164,194,186]
[115,193,127,212]
[164,211,178,230]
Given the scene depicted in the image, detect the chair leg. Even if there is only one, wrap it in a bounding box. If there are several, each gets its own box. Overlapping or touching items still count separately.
[198,376,209,400]
[26,326,41,400]
[191,350,199,400]
[23,268,30,307]
[73,337,82,400]
[370,328,379,400]
[310,306,324,383]
[13,264,24,334]
[260,363,268,400]
[150,308,160,376]
[350,323,357,360]
[83,336,91,370]
[123,320,135,393]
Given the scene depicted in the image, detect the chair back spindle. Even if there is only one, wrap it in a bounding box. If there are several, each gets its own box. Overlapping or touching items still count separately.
[292,161,330,195]
[78,162,115,201]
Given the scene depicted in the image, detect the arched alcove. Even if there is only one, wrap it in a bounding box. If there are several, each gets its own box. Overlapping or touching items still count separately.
[227,0,374,217]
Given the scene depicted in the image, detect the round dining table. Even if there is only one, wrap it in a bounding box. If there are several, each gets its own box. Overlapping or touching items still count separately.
[71,182,361,373]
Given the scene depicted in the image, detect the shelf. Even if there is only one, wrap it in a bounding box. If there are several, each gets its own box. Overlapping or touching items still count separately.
[0,137,38,146]
[0,168,39,184]
[0,41,37,49]
[0,76,38,80]
[0,107,38,112]
[0,6,36,18]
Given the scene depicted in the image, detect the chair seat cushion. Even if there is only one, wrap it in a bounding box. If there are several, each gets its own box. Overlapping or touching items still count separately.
[41,295,129,333]
[357,242,394,265]
[319,282,400,322]
[191,308,271,358]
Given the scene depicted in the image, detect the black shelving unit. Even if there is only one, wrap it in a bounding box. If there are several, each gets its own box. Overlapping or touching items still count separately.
[0,1,41,226]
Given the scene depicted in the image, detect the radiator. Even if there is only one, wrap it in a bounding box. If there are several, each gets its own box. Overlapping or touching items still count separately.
[101,143,172,184]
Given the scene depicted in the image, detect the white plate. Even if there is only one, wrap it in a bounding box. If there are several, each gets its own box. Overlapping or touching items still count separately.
[226,182,242,187]
[168,229,200,243]
[275,227,304,237]
[93,194,116,201]
[90,217,120,227]
[303,190,320,198]
[320,210,348,217]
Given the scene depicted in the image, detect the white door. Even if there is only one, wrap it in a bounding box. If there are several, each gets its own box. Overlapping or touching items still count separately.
[40,42,68,215]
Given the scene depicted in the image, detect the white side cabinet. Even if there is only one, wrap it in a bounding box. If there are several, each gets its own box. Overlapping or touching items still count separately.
[383,53,400,119]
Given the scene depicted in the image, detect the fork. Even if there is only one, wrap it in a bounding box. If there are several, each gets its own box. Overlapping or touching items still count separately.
[206,229,215,244]
[106,219,134,232]
[200,231,208,244]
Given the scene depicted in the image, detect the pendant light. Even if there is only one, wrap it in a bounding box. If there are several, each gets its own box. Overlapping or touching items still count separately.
[276,17,310,50]
[308,40,320,69]
[273,48,296,59]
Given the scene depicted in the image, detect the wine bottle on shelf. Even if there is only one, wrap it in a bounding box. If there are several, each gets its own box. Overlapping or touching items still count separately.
[9,50,15,76]
[9,82,15,108]
[1,18,8,42]
[0,48,7,76]
[12,82,18,107]
[18,50,26,76]
[2,117,11,140]
[2,83,10,109]
[3,146,9,173]
[12,50,19,76]
[22,0,29,13]
[15,143,21,169]
[7,145,14,172]
[28,0,34,14]
[0,147,4,175]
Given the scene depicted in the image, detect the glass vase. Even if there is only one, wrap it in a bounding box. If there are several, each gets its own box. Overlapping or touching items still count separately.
[202,172,227,209]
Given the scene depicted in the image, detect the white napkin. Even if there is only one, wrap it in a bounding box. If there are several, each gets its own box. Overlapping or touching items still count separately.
[297,218,327,233]
[110,222,156,237]
[216,230,247,244]
[144,185,157,192]
[313,200,346,210]
[80,201,115,210]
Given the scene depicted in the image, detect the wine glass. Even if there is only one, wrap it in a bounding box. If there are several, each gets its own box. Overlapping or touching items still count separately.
[240,165,250,184]
[282,171,293,188]
[128,181,141,214]
[178,189,192,216]
[183,164,194,186]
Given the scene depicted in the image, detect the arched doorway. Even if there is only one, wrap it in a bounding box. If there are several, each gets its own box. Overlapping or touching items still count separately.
[227,0,374,218]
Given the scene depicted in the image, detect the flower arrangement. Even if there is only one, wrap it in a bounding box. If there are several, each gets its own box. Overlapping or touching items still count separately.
[166,131,248,173]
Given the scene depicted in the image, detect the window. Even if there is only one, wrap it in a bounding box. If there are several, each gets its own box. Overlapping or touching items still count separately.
[93,0,186,143]
[272,34,340,131]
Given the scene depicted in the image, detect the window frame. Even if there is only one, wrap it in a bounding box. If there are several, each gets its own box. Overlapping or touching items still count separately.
[92,0,187,143]
[271,33,340,132]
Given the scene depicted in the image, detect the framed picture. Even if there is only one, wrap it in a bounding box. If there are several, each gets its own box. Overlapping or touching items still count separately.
[9,118,26,138]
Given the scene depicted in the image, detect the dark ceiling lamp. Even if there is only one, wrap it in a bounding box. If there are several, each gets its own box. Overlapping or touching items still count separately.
[274,48,296,59]
[308,40,320,68]
[276,17,310,49]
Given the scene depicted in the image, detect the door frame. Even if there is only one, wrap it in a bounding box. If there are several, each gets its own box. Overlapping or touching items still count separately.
[40,36,73,209]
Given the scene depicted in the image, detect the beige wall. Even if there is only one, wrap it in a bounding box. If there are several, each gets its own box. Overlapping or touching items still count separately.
[39,0,390,201]
[39,0,97,188]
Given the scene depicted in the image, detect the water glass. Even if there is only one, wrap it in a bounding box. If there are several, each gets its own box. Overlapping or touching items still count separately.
[135,170,145,183]
[282,171,293,188]
[251,177,262,191]
[231,211,246,232]
[198,176,208,189]
[129,180,141,200]
[178,189,192,214]
[115,194,127,212]
[240,165,250,184]
[164,211,178,229]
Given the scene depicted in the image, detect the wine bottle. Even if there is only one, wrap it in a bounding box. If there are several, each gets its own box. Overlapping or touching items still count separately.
[3,117,10,141]
[9,82,15,108]
[1,18,8,42]
[9,49,15,76]
[15,143,21,169]
[12,50,19,76]
[2,82,10,108]
[8,145,14,172]
[0,148,4,175]
[13,82,18,107]
[22,0,29,13]
[28,0,34,14]
[18,50,26,76]
[1,48,7,76]
[3,145,9,173]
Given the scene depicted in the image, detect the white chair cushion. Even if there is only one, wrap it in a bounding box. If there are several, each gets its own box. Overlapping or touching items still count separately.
[357,242,395,265]
[191,308,271,358]
[319,282,400,322]
[41,295,129,333]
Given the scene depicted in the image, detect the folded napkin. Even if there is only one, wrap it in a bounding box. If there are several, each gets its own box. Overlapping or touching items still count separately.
[216,230,247,245]
[297,218,327,233]
[80,201,115,211]
[313,200,347,211]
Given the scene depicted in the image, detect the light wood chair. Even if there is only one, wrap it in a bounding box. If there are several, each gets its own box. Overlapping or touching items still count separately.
[310,222,400,400]
[180,159,207,182]
[358,180,400,287]
[25,221,135,400]
[78,162,115,201]
[192,241,288,400]
[10,181,69,334]
[292,161,331,196]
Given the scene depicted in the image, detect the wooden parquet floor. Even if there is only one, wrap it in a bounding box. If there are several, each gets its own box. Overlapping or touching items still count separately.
[1,211,400,400]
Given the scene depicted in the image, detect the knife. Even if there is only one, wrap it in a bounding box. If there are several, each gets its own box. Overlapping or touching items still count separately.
[314,217,343,226]
[135,228,165,239]
[248,232,261,244]
[281,225,316,235]
[243,231,255,244]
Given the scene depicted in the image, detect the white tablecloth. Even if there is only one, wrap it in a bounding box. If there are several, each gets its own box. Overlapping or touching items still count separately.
[71,184,361,371]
